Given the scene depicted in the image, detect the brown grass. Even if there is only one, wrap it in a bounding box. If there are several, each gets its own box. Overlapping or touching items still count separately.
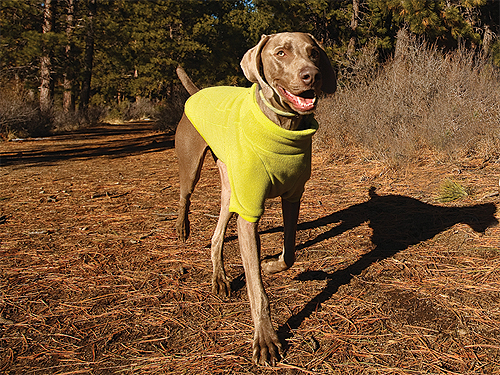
[316,29,500,167]
[0,84,53,140]
[1,121,499,374]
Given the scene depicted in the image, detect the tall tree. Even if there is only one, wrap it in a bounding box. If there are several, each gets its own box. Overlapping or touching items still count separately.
[40,0,54,112]
[63,0,75,112]
[79,0,96,112]
[348,0,361,55]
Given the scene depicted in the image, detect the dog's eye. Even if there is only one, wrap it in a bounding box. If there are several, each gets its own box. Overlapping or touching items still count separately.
[276,50,286,57]
[310,49,320,60]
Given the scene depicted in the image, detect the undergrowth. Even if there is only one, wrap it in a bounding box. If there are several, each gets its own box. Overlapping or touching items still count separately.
[0,83,106,140]
[0,85,53,140]
[101,84,188,133]
[0,82,186,139]
[316,29,500,167]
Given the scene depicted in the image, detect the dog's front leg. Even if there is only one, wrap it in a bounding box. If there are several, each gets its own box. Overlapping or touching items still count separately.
[238,216,281,366]
[211,160,233,297]
[261,199,300,274]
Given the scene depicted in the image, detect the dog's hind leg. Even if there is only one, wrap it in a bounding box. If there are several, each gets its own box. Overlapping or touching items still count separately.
[261,199,300,274]
[175,114,209,242]
[210,160,234,297]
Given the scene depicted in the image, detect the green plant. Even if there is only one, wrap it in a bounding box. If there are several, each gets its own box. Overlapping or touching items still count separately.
[437,179,470,202]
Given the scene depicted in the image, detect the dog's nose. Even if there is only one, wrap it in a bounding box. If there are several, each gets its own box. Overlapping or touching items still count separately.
[300,67,319,86]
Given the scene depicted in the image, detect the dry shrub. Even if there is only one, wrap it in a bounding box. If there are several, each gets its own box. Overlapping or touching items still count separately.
[336,39,381,89]
[0,84,53,139]
[124,97,158,121]
[0,82,107,139]
[316,29,500,166]
[103,97,156,123]
[154,83,189,133]
[103,84,188,133]
[52,106,107,133]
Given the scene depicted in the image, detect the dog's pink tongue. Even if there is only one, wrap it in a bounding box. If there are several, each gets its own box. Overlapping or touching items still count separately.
[290,95,315,111]
[284,89,316,111]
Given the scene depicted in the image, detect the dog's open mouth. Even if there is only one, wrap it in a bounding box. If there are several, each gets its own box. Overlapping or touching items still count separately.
[278,86,317,112]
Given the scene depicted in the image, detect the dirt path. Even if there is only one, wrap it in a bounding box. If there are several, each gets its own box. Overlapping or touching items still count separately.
[1,122,499,374]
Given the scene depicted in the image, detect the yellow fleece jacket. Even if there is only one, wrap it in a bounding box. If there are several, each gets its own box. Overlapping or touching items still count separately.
[185,84,318,222]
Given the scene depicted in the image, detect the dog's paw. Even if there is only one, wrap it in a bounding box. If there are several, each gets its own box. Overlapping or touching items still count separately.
[176,217,190,242]
[261,256,290,275]
[252,323,282,366]
[212,273,231,297]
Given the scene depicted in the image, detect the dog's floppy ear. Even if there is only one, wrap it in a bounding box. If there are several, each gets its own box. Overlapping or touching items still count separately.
[308,34,337,94]
[241,34,274,99]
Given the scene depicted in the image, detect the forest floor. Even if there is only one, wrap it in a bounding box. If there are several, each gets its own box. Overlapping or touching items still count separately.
[1,121,500,374]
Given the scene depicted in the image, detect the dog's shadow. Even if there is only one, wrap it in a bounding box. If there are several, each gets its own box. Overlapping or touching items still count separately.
[260,187,498,349]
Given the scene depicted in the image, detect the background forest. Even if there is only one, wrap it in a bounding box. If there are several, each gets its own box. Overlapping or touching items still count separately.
[1,0,500,141]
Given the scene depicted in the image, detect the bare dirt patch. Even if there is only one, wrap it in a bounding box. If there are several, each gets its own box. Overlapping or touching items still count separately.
[1,122,499,374]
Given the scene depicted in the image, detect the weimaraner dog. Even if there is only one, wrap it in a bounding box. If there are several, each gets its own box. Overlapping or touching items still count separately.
[175,32,336,365]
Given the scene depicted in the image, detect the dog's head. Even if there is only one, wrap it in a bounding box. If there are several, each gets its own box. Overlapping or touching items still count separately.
[241,32,336,115]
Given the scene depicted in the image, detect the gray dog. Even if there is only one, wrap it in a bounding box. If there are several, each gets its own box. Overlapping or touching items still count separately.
[175,32,336,365]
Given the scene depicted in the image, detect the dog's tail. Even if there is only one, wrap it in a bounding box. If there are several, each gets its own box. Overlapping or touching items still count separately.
[176,66,199,96]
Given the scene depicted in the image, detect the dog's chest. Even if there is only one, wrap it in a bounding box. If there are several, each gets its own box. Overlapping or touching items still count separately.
[185,84,318,221]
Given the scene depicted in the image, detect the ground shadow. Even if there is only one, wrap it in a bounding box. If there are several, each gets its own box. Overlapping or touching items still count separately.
[275,187,498,350]
[0,122,174,167]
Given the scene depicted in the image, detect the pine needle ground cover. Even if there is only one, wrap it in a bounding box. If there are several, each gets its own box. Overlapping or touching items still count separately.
[1,121,499,374]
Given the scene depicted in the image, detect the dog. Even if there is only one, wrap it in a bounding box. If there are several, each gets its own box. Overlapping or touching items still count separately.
[175,32,336,366]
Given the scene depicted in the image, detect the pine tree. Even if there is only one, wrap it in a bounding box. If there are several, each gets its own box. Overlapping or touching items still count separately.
[40,0,55,112]
[63,0,76,112]
[79,0,96,112]
[366,0,489,50]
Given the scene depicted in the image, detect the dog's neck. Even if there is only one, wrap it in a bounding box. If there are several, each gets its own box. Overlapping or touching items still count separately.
[257,88,303,131]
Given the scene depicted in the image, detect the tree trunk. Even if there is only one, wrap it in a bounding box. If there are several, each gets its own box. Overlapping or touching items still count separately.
[40,0,54,112]
[347,0,360,56]
[79,0,96,112]
[63,0,75,112]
